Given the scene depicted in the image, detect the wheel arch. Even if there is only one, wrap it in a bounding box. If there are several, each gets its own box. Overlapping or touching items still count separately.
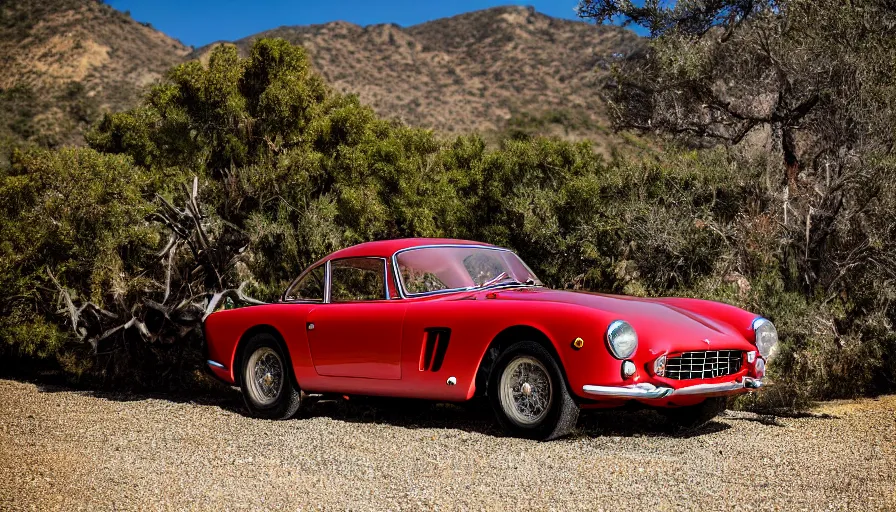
[232,324,297,388]
[473,324,570,398]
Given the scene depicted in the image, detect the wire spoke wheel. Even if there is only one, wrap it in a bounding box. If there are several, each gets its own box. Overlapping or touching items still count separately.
[245,346,284,406]
[499,355,553,427]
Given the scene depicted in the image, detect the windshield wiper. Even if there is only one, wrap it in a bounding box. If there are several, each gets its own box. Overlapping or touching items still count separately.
[478,272,508,289]
[476,274,540,290]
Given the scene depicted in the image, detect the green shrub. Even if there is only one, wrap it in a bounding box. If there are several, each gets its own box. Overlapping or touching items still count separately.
[0,38,892,405]
[0,147,159,376]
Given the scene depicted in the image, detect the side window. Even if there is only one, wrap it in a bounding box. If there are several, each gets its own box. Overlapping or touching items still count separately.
[287,265,325,302]
[330,258,387,302]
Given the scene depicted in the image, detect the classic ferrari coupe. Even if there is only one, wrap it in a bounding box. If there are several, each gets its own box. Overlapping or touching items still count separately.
[204,238,778,440]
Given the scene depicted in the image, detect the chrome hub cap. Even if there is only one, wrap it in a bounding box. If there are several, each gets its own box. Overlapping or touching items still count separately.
[499,356,553,427]
[246,347,284,406]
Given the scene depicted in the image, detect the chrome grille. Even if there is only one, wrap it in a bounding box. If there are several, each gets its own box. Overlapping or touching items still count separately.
[666,350,743,380]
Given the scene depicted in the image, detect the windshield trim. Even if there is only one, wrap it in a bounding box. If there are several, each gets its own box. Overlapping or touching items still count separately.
[390,244,537,299]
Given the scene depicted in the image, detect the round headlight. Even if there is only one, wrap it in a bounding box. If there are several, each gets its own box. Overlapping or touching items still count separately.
[752,317,779,361]
[606,320,638,359]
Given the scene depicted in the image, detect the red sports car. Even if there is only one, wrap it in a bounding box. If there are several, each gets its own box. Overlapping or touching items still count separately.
[204,238,778,440]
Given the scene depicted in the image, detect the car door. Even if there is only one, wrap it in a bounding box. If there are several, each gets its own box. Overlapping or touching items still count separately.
[306,257,406,380]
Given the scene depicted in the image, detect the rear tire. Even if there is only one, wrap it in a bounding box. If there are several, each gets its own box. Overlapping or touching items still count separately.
[660,397,728,432]
[488,341,579,440]
[239,333,302,420]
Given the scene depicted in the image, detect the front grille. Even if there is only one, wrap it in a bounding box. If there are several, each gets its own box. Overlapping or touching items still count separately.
[666,350,743,380]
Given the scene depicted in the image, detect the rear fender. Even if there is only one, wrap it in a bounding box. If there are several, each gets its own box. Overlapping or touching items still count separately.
[203,303,315,385]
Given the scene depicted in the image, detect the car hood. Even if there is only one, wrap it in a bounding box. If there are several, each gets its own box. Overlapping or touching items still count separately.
[479,287,751,351]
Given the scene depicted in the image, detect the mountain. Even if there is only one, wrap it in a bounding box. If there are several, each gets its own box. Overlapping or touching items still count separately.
[1,2,641,151]
[195,6,642,147]
[0,0,189,148]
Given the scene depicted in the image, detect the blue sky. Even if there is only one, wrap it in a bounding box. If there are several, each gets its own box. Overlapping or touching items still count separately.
[107,1,596,48]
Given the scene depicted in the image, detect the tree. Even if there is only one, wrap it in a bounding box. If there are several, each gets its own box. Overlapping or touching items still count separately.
[580,1,895,168]
[578,0,896,292]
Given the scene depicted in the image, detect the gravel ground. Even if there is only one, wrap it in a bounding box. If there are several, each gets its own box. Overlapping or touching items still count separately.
[0,378,894,511]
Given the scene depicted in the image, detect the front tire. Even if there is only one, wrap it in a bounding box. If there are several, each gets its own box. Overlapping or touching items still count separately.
[488,341,579,440]
[239,333,302,420]
[660,397,728,431]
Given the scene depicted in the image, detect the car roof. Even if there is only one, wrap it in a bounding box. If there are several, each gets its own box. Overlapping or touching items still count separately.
[326,238,494,261]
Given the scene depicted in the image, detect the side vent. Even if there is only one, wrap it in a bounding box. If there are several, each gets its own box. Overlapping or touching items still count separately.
[419,328,452,372]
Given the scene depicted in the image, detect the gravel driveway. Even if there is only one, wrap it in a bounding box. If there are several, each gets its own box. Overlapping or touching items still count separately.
[1,378,893,511]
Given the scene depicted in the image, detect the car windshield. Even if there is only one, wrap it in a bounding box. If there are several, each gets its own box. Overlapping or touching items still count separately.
[395,246,542,296]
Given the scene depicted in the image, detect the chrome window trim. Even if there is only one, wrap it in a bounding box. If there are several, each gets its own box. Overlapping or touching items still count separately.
[390,244,531,299]
[325,256,390,303]
[324,260,332,303]
[282,262,327,303]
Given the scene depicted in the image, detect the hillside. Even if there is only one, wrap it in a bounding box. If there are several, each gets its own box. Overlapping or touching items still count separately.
[195,6,642,147]
[1,2,641,151]
[0,0,190,148]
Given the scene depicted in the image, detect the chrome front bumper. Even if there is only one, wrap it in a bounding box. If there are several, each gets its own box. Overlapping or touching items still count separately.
[582,377,762,400]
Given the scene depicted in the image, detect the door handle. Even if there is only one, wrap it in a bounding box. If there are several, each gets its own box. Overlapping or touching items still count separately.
[307,322,315,331]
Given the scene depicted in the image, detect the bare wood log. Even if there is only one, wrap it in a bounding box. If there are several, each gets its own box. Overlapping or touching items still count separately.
[163,242,177,304]
[203,281,267,321]
[47,177,266,352]
[47,268,79,335]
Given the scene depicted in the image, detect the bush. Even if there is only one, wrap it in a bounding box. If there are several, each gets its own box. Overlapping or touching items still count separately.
[0,38,893,405]
[0,147,161,380]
